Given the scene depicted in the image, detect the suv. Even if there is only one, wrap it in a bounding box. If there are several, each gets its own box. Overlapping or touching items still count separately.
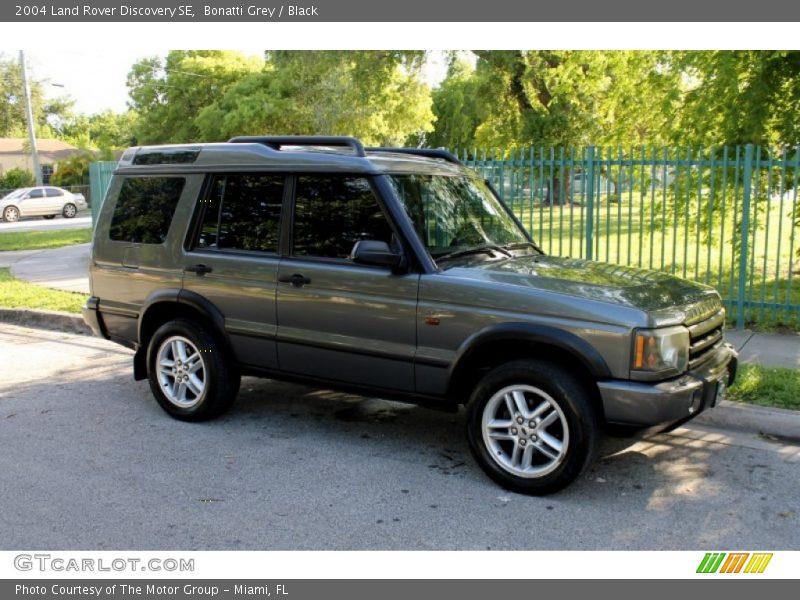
[83,136,737,494]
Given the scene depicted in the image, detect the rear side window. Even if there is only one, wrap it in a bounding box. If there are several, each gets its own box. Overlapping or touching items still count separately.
[292,176,392,260]
[196,174,284,253]
[45,187,64,197]
[110,177,185,244]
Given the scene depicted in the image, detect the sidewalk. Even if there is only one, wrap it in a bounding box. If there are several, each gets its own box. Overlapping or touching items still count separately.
[1,243,800,368]
[7,243,90,294]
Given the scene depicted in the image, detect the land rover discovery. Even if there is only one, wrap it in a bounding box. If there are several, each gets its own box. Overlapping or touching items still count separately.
[83,136,737,494]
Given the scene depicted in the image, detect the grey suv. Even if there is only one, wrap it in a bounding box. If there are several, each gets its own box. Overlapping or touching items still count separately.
[83,136,737,494]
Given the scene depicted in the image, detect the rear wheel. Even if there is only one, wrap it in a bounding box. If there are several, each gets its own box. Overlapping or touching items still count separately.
[3,206,20,222]
[466,359,600,495]
[62,203,77,218]
[147,318,240,421]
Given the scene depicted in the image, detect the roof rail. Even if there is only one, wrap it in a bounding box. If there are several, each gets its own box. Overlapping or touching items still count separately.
[365,147,462,165]
[227,136,366,157]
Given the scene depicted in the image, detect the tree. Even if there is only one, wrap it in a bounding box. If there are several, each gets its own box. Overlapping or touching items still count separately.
[195,51,434,145]
[58,110,139,151]
[127,50,264,143]
[674,51,800,147]
[429,51,679,150]
[0,55,73,138]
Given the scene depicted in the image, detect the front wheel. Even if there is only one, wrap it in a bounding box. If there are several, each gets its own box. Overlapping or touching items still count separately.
[3,206,20,222]
[62,203,77,218]
[147,318,240,421]
[466,359,599,495]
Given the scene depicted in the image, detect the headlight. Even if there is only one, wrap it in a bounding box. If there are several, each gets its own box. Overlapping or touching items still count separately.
[632,326,689,376]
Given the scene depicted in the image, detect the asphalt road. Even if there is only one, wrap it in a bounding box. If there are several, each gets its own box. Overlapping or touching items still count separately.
[0,214,92,233]
[0,323,798,550]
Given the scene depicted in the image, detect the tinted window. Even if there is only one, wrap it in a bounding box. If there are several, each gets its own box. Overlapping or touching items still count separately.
[292,176,392,259]
[109,177,185,244]
[45,187,64,197]
[28,188,44,198]
[196,174,284,253]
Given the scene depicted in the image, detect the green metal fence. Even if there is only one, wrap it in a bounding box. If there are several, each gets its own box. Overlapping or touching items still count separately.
[460,145,800,329]
[88,161,117,224]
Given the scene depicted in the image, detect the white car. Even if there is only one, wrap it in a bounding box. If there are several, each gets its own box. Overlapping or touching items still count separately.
[0,186,88,222]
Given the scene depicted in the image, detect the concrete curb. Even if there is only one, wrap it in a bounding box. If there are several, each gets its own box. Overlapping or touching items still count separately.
[695,400,800,441]
[0,308,798,441]
[0,308,92,336]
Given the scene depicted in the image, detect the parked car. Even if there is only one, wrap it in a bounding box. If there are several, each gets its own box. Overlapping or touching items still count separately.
[0,186,87,222]
[83,137,737,495]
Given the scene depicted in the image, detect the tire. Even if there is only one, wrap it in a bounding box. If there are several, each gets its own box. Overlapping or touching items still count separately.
[43,215,56,220]
[146,318,240,422]
[466,359,600,495]
[62,203,77,218]
[3,206,20,222]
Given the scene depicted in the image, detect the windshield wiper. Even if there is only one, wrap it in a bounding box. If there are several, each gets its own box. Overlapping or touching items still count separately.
[503,240,545,255]
[433,244,513,263]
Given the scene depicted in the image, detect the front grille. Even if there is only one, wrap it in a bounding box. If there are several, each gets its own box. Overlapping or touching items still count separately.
[687,309,725,370]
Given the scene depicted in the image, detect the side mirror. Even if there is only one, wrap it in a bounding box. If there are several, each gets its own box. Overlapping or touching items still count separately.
[350,240,404,269]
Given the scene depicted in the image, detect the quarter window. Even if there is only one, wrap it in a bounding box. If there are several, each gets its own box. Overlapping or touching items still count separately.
[109,177,185,244]
[292,176,392,260]
[196,174,284,253]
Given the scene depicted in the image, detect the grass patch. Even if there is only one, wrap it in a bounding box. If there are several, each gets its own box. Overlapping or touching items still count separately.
[728,364,800,410]
[0,268,86,313]
[0,228,92,252]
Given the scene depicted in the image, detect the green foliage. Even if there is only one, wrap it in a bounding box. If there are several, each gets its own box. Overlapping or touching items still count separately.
[675,51,800,147]
[129,51,434,146]
[728,364,800,410]
[430,51,800,152]
[58,110,138,152]
[50,151,98,187]
[0,54,73,138]
[127,50,264,143]
[0,167,35,190]
[0,268,86,314]
[0,228,92,251]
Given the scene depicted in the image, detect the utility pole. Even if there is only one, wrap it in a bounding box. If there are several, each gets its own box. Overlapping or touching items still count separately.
[19,50,42,186]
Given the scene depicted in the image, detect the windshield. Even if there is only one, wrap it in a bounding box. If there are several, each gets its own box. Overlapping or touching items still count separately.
[388,174,529,259]
[2,188,28,200]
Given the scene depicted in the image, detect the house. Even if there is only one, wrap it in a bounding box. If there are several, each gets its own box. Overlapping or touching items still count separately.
[0,138,82,183]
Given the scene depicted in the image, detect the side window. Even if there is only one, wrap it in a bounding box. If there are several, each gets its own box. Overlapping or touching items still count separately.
[45,187,64,197]
[195,174,284,253]
[292,176,392,260]
[109,177,185,244]
[28,188,45,198]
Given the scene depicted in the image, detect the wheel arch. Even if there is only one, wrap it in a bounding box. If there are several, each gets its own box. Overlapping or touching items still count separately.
[134,289,231,380]
[446,323,610,415]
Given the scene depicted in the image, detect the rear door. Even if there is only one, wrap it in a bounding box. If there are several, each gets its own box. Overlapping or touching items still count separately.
[44,187,65,212]
[275,175,418,392]
[182,173,286,370]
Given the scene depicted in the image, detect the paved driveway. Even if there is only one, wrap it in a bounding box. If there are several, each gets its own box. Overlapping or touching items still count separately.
[0,323,798,550]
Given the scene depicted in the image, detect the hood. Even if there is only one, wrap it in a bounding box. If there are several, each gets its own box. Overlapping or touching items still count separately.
[455,254,721,318]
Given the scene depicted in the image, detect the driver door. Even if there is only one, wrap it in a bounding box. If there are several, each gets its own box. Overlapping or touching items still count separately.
[19,188,48,216]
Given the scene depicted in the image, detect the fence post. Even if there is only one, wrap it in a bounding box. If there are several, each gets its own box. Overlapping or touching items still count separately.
[736,144,754,329]
[585,145,596,260]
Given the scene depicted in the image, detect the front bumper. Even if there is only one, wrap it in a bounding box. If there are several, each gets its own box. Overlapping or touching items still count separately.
[598,342,738,427]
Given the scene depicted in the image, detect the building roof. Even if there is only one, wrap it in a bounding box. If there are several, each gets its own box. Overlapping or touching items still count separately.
[0,137,80,160]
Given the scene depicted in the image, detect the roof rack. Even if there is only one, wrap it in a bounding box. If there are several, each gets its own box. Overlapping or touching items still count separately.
[227,136,366,157]
[365,147,462,165]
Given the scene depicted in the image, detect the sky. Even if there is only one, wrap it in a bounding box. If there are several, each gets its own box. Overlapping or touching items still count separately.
[9,49,452,116]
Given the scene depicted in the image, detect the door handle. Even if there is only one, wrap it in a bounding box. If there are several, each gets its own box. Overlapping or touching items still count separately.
[184,264,213,276]
[278,273,311,287]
